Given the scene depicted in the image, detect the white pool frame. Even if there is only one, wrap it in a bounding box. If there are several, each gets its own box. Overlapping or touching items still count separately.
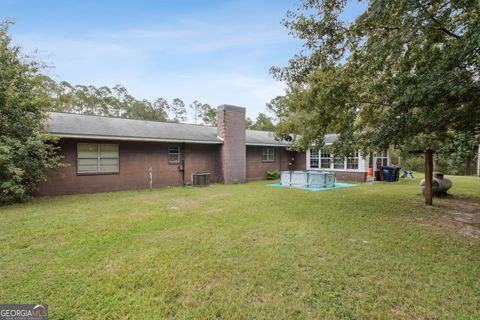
[280,171,336,188]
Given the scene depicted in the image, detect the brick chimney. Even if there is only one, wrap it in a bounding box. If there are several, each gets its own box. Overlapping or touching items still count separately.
[217,104,246,183]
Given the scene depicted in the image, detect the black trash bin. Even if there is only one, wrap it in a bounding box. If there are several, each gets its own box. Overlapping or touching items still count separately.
[393,166,401,181]
[382,166,395,182]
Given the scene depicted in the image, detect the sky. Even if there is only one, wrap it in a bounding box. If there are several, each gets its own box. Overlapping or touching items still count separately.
[0,0,363,119]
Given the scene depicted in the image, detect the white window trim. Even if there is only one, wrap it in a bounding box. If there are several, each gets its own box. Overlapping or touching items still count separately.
[320,151,331,169]
[333,154,346,170]
[346,151,359,170]
[309,148,319,168]
[373,151,389,171]
[307,148,366,172]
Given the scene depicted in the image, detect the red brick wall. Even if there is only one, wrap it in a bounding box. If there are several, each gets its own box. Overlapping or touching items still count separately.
[35,139,221,196]
[217,105,246,183]
[293,151,306,170]
[333,171,367,182]
[246,146,292,180]
[183,143,221,184]
[34,138,317,196]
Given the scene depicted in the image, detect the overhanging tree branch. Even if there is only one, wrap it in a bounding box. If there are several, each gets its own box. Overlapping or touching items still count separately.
[428,16,462,39]
[417,1,462,39]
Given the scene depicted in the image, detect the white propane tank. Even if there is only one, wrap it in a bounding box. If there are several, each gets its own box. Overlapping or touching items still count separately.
[420,172,452,195]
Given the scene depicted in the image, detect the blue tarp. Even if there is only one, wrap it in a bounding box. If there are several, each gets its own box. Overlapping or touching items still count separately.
[268,182,356,191]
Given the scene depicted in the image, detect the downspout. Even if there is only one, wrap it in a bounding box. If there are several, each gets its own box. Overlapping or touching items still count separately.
[180,143,186,185]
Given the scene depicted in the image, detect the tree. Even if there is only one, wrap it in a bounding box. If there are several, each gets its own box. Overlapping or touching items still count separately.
[189,100,217,125]
[247,113,276,131]
[477,144,480,177]
[0,22,62,204]
[437,133,480,175]
[272,0,480,205]
[190,100,202,124]
[44,78,170,121]
[169,98,187,122]
[149,98,169,121]
[123,98,167,122]
[266,95,289,123]
[198,103,216,126]
[245,117,254,129]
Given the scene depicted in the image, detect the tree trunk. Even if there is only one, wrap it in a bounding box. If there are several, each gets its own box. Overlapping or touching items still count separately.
[424,150,433,206]
[477,144,480,177]
[466,156,472,176]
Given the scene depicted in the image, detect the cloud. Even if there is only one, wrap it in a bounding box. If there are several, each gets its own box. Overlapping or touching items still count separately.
[120,72,286,119]
[89,20,291,55]
[10,13,297,118]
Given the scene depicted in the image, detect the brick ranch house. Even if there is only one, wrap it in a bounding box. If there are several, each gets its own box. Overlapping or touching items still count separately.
[36,104,389,196]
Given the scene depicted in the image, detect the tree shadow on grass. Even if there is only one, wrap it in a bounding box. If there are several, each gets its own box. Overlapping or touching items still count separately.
[432,195,480,241]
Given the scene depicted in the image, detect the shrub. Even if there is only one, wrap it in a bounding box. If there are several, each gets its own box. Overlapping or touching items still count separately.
[0,22,62,204]
[266,170,280,180]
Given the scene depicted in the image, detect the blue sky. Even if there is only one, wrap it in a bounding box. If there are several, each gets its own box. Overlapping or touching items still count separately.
[1,0,363,119]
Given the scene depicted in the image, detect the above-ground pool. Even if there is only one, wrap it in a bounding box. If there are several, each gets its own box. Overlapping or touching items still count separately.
[280,171,336,188]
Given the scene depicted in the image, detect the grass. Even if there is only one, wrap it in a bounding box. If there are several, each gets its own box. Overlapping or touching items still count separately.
[1,176,479,319]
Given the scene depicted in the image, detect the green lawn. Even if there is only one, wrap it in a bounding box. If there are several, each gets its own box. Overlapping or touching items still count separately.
[1,176,479,319]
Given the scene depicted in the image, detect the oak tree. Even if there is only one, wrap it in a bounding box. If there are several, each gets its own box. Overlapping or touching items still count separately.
[272,0,480,204]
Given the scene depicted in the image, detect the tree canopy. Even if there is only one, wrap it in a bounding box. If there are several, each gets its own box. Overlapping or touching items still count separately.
[271,0,480,156]
[0,22,62,204]
[45,80,278,129]
[43,78,214,124]
[246,113,276,131]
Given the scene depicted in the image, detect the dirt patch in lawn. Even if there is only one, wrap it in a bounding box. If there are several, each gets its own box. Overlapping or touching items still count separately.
[433,200,480,241]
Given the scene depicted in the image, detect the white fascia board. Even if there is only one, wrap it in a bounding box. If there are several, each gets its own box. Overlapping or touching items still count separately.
[246,143,290,147]
[308,143,333,148]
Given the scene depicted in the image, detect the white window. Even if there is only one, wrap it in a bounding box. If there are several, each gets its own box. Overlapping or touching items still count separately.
[262,147,274,162]
[376,151,388,167]
[333,155,345,169]
[320,151,331,169]
[309,149,319,168]
[168,146,180,164]
[77,143,119,173]
[346,151,359,169]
